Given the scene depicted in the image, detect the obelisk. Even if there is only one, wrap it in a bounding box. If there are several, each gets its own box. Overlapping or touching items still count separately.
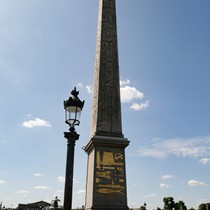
[84,1,129,210]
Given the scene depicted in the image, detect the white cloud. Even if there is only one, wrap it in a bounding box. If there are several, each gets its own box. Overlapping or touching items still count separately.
[22,118,52,128]
[188,180,208,187]
[130,100,149,111]
[76,83,93,94]
[144,194,157,198]
[77,80,149,111]
[77,83,84,88]
[16,190,29,194]
[120,79,147,107]
[120,79,130,86]
[199,158,210,164]
[3,197,12,200]
[0,140,8,144]
[137,135,210,159]
[0,180,6,184]
[34,173,44,177]
[132,183,144,187]
[58,176,65,183]
[34,185,50,190]
[56,190,63,194]
[160,183,170,188]
[76,189,85,194]
[120,86,144,103]
[57,176,79,185]
[138,148,167,159]
[161,175,175,180]
[85,85,93,94]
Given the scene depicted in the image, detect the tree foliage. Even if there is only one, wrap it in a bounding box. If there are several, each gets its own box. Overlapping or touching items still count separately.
[139,206,146,210]
[175,200,187,210]
[198,203,210,210]
[163,197,187,210]
[163,197,175,210]
[140,203,147,210]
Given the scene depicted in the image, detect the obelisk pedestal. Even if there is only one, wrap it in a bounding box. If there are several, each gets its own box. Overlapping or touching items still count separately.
[84,1,129,209]
[85,136,129,210]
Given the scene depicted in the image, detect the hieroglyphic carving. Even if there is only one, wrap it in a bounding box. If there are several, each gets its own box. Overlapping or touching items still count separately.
[91,0,123,137]
[95,148,126,195]
[85,1,129,208]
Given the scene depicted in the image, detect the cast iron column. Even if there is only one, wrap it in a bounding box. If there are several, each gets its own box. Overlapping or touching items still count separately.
[63,127,79,210]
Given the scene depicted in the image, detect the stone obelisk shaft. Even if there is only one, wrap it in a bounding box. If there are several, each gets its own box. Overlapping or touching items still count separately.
[91,0,123,138]
[85,1,129,210]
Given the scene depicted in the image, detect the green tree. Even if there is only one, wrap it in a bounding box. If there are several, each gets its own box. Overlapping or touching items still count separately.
[140,202,147,210]
[199,203,210,210]
[199,203,207,210]
[175,201,187,210]
[140,206,146,210]
[163,197,175,210]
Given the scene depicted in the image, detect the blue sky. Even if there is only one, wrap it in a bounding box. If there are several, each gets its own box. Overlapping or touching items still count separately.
[0,0,210,209]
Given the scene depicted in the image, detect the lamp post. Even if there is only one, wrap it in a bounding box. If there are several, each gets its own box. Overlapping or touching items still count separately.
[63,87,84,210]
[144,202,147,210]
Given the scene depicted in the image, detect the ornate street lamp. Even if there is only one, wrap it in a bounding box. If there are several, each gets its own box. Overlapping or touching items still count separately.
[63,87,84,210]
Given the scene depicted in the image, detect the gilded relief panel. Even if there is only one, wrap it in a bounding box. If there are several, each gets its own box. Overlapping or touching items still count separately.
[95,148,126,195]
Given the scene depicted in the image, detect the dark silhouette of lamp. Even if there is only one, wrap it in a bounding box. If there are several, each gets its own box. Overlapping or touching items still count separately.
[63,87,84,210]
